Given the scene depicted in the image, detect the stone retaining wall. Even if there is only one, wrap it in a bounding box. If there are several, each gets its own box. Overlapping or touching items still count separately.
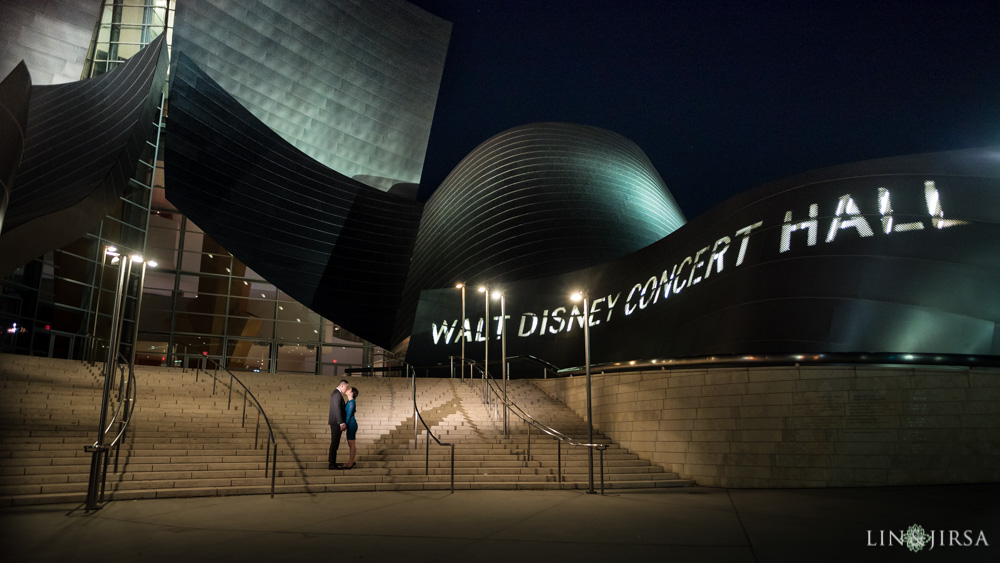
[532,365,1000,487]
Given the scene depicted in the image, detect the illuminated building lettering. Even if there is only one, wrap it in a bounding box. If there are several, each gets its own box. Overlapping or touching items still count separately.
[624,284,642,315]
[826,194,874,242]
[672,256,692,294]
[588,296,605,325]
[605,293,620,322]
[925,180,968,229]
[877,187,923,233]
[475,318,485,342]
[658,265,675,300]
[518,313,538,336]
[687,245,710,287]
[566,305,585,331]
[705,236,730,277]
[431,320,457,344]
[780,204,818,253]
[540,310,549,334]
[735,221,763,266]
[548,307,566,333]
[639,275,658,309]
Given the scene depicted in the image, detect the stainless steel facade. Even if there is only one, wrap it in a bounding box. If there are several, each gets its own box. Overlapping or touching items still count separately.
[406,149,1000,368]
[171,0,451,191]
[395,122,687,345]
[0,0,103,85]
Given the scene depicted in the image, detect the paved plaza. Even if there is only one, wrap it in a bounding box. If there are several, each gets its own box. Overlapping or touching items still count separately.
[3,484,998,562]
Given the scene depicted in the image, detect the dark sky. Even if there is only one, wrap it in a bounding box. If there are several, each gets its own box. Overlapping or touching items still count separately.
[409,0,999,219]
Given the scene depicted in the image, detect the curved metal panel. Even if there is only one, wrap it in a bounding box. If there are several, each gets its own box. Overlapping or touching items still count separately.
[171,0,451,190]
[0,0,103,85]
[165,54,424,349]
[395,122,687,345]
[406,148,1000,367]
[0,62,31,234]
[0,35,168,277]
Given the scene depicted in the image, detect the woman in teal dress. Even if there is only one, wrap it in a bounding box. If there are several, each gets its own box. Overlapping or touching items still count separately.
[344,387,359,469]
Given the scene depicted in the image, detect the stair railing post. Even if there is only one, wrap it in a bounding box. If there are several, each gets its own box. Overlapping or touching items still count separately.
[255,410,260,449]
[557,439,562,489]
[411,365,417,449]
[599,446,606,495]
[227,374,233,409]
[526,420,531,463]
[425,429,430,476]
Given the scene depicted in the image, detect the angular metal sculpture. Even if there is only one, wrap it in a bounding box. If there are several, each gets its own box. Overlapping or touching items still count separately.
[165,54,424,349]
[171,0,451,191]
[0,35,168,277]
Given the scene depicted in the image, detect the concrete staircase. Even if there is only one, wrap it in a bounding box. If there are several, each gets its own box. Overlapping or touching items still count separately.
[0,355,691,505]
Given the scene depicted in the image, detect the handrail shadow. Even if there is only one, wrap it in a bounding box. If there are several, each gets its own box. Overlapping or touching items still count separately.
[408,364,455,493]
[466,362,609,494]
[204,359,278,498]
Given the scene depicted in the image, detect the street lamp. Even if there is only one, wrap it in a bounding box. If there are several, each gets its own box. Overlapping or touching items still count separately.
[478,286,489,385]
[86,251,155,511]
[89,245,119,364]
[455,283,465,379]
[492,290,507,435]
[571,290,595,494]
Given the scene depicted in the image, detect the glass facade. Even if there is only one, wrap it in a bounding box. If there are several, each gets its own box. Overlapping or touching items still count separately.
[0,0,387,376]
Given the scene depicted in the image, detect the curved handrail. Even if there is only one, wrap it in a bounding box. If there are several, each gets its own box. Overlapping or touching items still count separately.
[208,359,278,498]
[409,365,455,493]
[470,362,609,493]
[106,354,136,448]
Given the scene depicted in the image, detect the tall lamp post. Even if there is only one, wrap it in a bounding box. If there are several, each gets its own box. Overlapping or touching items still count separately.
[455,283,465,379]
[86,252,154,511]
[89,246,119,364]
[492,290,507,435]
[571,290,595,494]
[478,286,489,394]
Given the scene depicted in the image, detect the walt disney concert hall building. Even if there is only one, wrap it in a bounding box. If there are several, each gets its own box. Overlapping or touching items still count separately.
[1,0,998,488]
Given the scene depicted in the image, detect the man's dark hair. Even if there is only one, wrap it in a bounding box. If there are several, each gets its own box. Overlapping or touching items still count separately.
[339,379,349,387]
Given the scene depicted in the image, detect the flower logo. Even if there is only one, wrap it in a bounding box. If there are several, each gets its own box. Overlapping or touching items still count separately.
[902,524,930,553]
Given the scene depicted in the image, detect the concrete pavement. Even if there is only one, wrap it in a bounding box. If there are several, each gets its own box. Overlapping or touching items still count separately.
[2,484,998,562]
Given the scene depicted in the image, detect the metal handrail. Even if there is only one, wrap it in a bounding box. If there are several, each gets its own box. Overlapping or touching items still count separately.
[409,365,455,493]
[85,352,138,507]
[206,359,278,498]
[471,362,609,494]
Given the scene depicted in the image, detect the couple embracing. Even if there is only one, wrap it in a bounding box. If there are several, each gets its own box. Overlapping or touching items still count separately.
[328,379,359,469]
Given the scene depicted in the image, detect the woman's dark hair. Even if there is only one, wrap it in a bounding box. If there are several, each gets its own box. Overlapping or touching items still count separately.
[351,387,359,399]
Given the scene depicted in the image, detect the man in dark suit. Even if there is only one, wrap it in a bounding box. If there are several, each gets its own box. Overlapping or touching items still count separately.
[329,379,350,469]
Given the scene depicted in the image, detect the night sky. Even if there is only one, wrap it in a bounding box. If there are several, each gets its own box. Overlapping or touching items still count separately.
[409,0,999,219]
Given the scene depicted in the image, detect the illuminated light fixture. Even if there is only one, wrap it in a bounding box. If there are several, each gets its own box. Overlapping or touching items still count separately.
[131,254,143,263]
[261,293,266,298]
[208,254,214,258]
[492,291,503,301]
[278,306,284,310]
[313,329,318,334]
[111,256,120,264]
[629,360,635,365]
[296,318,301,322]
[225,267,231,273]
[105,246,118,256]
[903,354,915,360]
[570,292,583,302]
[455,283,464,289]
[478,286,486,293]
[651,359,657,364]
[148,260,158,268]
